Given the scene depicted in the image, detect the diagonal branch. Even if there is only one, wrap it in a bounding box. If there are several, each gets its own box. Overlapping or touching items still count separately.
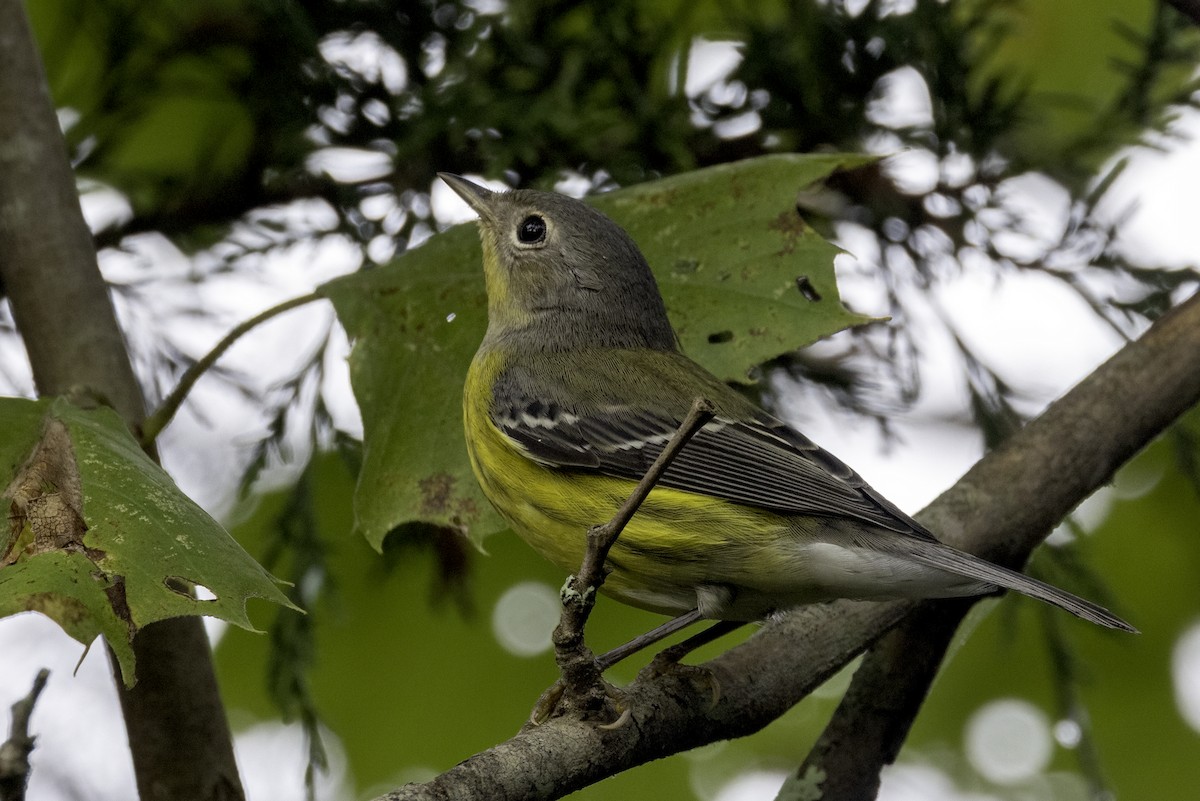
[790,293,1200,797]
[783,601,972,800]
[575,397,717,595]
[375,289,1200,801]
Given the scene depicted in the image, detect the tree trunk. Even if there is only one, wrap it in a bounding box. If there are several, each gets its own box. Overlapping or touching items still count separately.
[0,3,245,799]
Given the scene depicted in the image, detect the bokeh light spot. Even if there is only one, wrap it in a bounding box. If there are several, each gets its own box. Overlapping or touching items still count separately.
[491,581,560,657]
[965,698,1053,784]
[1171,620,1200,732]
[712,769,786,801]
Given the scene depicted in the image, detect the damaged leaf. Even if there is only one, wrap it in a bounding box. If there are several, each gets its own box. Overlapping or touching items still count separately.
[0,397,296,684]
[3,418,88,565]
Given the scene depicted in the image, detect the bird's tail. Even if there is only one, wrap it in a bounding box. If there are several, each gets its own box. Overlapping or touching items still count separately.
[867,532,1136,632]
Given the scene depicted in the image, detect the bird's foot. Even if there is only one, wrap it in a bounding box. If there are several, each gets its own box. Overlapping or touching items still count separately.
[638,647,721,710]
[529,676,631,729]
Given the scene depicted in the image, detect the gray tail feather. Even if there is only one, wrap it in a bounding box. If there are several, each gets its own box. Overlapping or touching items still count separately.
[881,535,1137,633]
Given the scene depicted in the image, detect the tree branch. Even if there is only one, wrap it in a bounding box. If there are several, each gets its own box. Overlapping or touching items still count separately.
[783,601,971,800]
[376,290,1200,801]
[792,291,1200,797]
[0,5,244,800]
[140,291,325,447]
[0,669,50,801]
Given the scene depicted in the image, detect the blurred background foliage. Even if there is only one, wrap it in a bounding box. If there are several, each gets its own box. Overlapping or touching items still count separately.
[15,0,1200,798]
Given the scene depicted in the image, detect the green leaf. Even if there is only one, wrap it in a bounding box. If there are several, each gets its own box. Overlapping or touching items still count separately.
[603,154,875,381]
[321,153,876,549]
[0,397,295,684]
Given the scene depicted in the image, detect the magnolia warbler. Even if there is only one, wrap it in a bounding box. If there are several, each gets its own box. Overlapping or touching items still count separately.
[441,172,1133,634]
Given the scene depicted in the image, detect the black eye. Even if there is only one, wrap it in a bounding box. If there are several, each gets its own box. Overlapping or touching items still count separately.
[517,215,546,244]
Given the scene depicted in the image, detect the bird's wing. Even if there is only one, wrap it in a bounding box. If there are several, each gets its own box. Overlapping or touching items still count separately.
[489,354,935,539]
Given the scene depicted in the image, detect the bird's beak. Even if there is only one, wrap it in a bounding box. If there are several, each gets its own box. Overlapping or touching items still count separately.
[438,173,496,223]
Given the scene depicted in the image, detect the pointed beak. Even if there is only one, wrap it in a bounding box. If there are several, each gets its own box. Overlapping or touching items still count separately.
[438,173,497,223]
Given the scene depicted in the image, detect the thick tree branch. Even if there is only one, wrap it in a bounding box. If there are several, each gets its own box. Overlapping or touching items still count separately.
[378,291,1200,801]
[0,5,244,800]
[794,291,1200,797]
[784,602,971,800]
[0,11,144,416]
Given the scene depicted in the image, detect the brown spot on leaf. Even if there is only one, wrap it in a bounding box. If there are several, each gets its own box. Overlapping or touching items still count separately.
[637,189,678,207]
[450,497,480,531]
[417,474,482,536]
[3,418,90,566]
[767,210,808,255]
[418,473,456,517]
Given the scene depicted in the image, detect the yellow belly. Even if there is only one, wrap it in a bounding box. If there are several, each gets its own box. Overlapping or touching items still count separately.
[462,349,788,617]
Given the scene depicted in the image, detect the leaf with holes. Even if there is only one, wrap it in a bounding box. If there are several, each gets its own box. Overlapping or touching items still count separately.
[321,153,876,548]
[0,397,296,684]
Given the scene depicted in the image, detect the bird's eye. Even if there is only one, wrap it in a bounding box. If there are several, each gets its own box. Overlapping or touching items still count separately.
[517,215,547,244]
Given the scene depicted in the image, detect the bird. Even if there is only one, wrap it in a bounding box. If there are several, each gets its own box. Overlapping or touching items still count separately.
[439,171,1134,636]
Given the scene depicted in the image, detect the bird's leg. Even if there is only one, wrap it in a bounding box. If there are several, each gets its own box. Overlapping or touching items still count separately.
[650,619,745,669]
[638,619,747,709]
[594,609,705,671]
[532,612,741,726]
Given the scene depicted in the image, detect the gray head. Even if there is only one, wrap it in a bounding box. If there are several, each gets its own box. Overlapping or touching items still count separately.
[439,173,677,353]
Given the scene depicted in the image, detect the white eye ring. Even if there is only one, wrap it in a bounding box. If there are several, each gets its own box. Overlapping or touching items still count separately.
[514,214,548,248]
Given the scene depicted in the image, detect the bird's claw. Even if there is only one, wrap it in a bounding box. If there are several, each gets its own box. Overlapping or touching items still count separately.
[529,676,631,728]
[529,680,566,726]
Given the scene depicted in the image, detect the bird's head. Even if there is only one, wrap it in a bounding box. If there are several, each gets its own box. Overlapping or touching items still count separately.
[439,173,677,352]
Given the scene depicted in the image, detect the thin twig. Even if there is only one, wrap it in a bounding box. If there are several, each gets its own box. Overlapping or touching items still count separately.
[577,397,717,594]
[139,292,325,447]
[0,669,50,801]
[546,397,715,717]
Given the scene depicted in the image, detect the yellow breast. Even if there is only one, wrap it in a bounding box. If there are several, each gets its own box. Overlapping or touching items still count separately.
[462,348,788,616]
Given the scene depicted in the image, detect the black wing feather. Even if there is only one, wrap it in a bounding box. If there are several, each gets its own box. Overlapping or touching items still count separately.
[494,385,933,539]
